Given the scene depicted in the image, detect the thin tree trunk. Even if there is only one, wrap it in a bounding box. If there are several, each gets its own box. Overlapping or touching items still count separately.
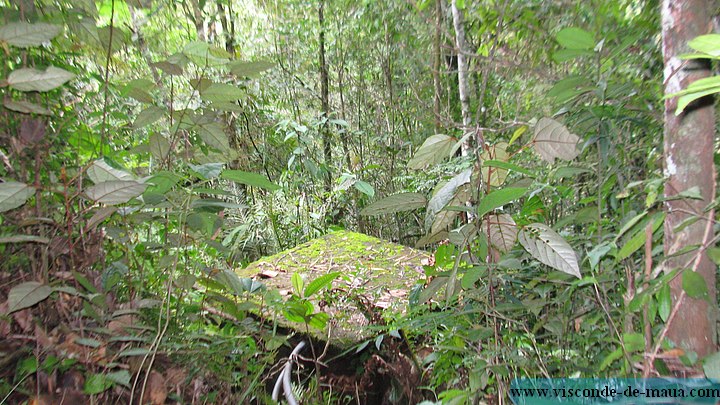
[661,0,717,357]
[319,0,332,193]
[433,0,443,133]
[450,0,472,155]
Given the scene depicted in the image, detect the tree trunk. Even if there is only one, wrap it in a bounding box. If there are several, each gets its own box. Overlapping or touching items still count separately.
[450,0,472,156]
[319,0,332,193]
[661,0,717,358]
[433,0,443,133]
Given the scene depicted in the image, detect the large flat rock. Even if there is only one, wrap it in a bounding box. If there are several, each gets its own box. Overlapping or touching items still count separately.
[237,230,429,344]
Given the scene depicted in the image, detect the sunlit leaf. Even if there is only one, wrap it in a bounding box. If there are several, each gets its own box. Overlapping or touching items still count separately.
[518,223,580,278]
[228,60,275,77]
[221,170,281,191]
[197,122,231,153]
[7,281,52,313]
[133,106,165,128]
[688,34,720,57]
[408,134,455,170]
[87,160,134,183]
[533,118,580,163]
[477,187,527,218]
[291,273,304,297]
[556,27,595,50]
[508,126,527,146]
[353,180,375,198]
[0,22,61,48]
[3,100,51,115]
[360,192,427,216]
[304,272,341,297]
[8,66,75,92]
[200,83,245,103]
[149,133,171,161]
[85,180,148,205]
[425,169,471,231]
[0,182,34,213]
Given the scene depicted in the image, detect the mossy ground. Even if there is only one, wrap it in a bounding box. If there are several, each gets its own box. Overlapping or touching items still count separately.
[237,230,429,344]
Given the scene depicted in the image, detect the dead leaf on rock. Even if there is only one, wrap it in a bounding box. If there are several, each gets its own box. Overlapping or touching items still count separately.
[258,270,279,278]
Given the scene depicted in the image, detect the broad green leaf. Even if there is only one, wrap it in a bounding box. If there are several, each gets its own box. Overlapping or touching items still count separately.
[616,212,664,261]
[449,223,476,247]
[87,160,134,183]
[556,27,595,50]
[658,283,671,322]
[122,78,155,103]
[7,281,52,313]
[0,182,34,212]
[477,187,527,218]
[408,134,455,170]
[291,273,304,297]
[703,351,720,380]
[84,373,113,395]
[228,60,275,77]
[587,243,612,270]
[485,214,518,253]
[552,48,594,62]
[0,235,49,244]
[599,347,623,371]
[482,160,535,177]
[133,106,165,128]
[682,270,708,299]
[508,126,527,146]
[221,170,281,191]
[360,192,427,216]
[615,211,648,242]
[74,338,102,348]
[547,76,590,104]
[105,370,131,387]
[149,133,171,161]
[3,100,51,115]
[518,223,581,278]
[183,41,230,67]
[304,272,341,297]
[85,180,148,205]
[533,118,581,163]
[8,66,75,92]
[197,122,231,153]
[480,142,509,187]
[675,86,720,116]
[0,22,62,48]
[189,162,224,179]
[353,180,375,198]
[425,169,471,231]
[688,34,720,57]
[192,199,247,210]
[200,83,245,103]
[708,247,720,265]
[552,166,592,179]
[117,347,152,357]
[213,270,246,295]
[187,212,218,236]
[623,332,645,352]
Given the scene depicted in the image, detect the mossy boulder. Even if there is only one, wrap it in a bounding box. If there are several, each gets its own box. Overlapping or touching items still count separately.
[237,230,429,345]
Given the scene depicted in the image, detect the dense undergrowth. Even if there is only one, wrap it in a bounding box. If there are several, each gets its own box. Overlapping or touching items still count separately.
[0,0,719,404]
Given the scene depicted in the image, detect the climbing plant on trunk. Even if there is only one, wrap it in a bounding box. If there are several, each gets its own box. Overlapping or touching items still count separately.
[661,0,717,358]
